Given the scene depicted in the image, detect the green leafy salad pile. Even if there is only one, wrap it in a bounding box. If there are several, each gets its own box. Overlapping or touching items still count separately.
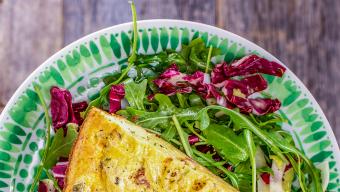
[30,1,324,192]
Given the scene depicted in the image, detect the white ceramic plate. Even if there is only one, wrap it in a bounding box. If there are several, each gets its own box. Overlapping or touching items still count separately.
[0,20,338,191]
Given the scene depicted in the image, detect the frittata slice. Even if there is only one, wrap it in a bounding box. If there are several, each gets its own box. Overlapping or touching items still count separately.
[65,108,238,192]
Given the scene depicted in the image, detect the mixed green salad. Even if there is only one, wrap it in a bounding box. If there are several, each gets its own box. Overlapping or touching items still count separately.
[31,2,324,192]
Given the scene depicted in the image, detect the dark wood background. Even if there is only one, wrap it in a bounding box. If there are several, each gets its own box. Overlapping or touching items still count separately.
[0,0,339,142]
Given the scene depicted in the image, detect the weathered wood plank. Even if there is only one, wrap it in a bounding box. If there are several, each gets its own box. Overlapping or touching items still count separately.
[63,0,132,45]
[218,0,340,140]
[62,0,216,45]
[0,0,63,111]
[137,0,216,24]
[0,0,338,143]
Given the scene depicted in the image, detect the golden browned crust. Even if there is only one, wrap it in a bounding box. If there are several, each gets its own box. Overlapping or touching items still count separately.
[64,107,98,191]
[64,107,238,192]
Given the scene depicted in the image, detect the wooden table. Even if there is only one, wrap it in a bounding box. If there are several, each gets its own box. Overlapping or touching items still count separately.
[0,0,339,143]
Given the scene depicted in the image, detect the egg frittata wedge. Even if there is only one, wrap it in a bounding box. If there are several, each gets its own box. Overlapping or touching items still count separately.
[65,108,238,192]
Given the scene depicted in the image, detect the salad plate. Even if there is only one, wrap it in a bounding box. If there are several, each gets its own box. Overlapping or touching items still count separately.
[0,19,339,191]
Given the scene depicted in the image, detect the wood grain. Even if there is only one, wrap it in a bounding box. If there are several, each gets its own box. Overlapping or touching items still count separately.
[63,0,132,45]
[218,0,340,141]
[62,0,215,45]
[0,0,338,142]
[0,0,63,110]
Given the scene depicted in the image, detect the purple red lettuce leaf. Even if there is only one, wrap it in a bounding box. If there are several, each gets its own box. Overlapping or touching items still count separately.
[196,145,214,153]
[188,134,199,145]
[211,62,228,86]
[52,161,69,189]
[50,87,77,130]
[109,84,125,113]
[153,54,286,115]
[249,98,281,115]
[153,64,192,96]
[50,87,87,130]
[72,101,88,126]
[72,101,88,113]
[222,75,268,101]
[225,54,286,78]
[38,179,55,192]
[211,55,286,85]
[221,75,280,114]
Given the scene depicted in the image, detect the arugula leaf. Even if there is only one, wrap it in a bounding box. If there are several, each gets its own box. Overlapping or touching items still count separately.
[102,71,121,85]
[126,108,168,129]
[172,115,193,157]
[193,149,239,189]
[257,167,273,175]
[268,132,321,192]
[124,94,177,128]
[198,105,322,191]
[166,52,187,68]
[180,38,221,72]
[197,106,286,161]
[197,109,210,130]
[44,125,78,169]
[234,161,251,175]
[203,124,248,165]
[136,51,168,68]
[176,107,201,123]
[155,94,177,111]
[133,106,199,129]
[188,93,204,107]
[125,94,199,129]
[176,93,189,108]
[244,129,256,192]
[205,45,213,73]
[124,79,147,110]
[136,51,187,72]
[161,124,177,141]
[234,173,252,192]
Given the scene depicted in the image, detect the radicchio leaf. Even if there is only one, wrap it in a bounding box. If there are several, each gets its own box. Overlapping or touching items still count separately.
[50,87,88,130]
[221,75,280,114]
[153,64,192,96]
[157,63,182,78]
[211,62,228,86]
[249,98,281,115]
[188,134,199,145]
[183,71,204,86]
[72,101,88,112]
[50,87,77,130]
[220,75,270,113]
[38,179,55,192]
[154,54,285,115]
[261,173,270,185]
[213,154,223,162]
[147,94,155,101]
[225,55,286,78]
[154,65,232,108]
[183,71,219,99]
[196,145,214,153]
[72,101,88,125]
[222,75,268,100]
[52,161,69,189]
[183,71,208,97]
[109,84,125,113]
[211,55,286,85]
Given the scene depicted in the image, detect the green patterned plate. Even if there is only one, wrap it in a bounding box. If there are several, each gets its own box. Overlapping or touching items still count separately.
[0,20,339,192]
